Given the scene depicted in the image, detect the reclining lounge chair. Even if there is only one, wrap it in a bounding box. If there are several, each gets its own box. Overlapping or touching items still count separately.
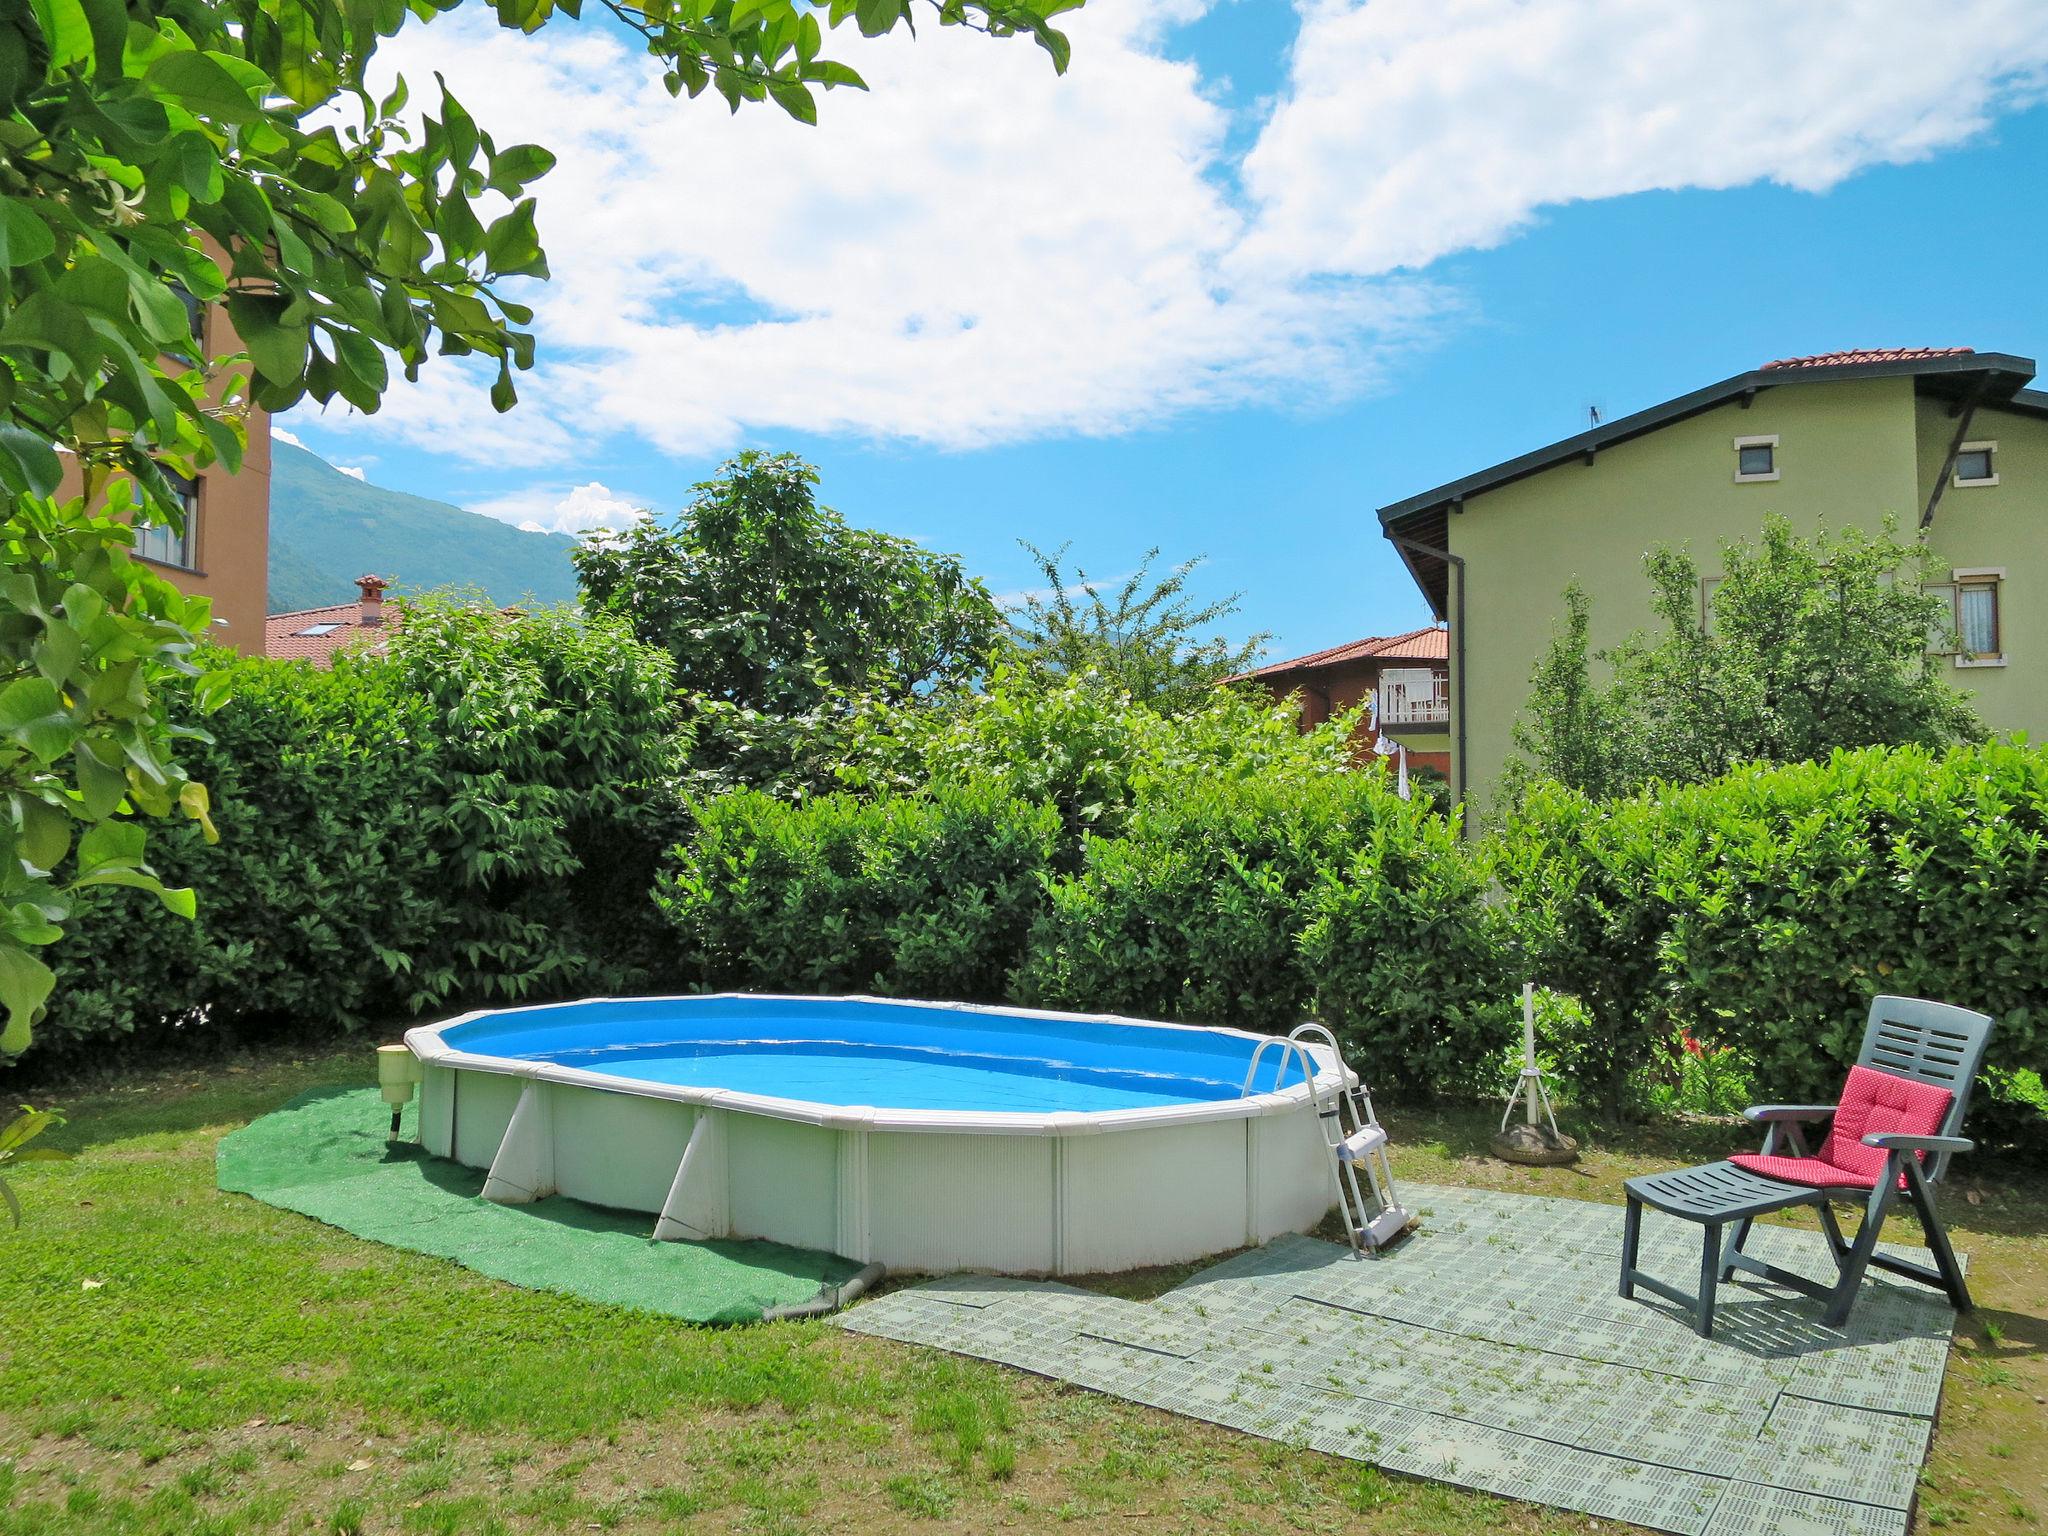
[1620,996,1992,1337]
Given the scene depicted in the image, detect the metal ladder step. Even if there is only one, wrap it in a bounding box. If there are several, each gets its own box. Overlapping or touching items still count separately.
[1338,1125,1388,1163]
[1244,1023,1416,1258]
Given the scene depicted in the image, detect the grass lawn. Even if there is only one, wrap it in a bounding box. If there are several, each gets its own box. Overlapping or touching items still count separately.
[1,1045,2042,1535]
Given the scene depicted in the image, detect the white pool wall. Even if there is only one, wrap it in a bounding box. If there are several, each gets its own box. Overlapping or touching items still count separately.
[408,994,1339,1276]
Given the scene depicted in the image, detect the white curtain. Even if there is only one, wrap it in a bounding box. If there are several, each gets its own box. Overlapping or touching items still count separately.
[1959,584,1998,655]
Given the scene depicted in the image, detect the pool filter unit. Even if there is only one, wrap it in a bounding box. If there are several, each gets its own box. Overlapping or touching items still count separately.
[377,1043,423,1139]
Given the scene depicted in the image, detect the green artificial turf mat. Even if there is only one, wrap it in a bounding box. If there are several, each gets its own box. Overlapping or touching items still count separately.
[219,1086,859,1324]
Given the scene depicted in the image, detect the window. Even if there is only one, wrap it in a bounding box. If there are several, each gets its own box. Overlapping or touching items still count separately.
[166,281,206,363]
[1699,575,1723,632]
[1953,441,1997,487]
[1733,433,1779,482]
[133,472,200,571]
[1947,567,2004,666]
[293,622,343,637]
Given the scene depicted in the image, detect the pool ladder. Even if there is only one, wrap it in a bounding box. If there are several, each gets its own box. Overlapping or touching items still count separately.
[1242,1022,1415,1257]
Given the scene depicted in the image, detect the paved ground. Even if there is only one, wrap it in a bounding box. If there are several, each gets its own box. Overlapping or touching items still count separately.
[839,1182,1961,1535]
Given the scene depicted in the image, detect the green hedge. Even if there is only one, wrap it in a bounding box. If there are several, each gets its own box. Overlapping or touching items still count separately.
[1299,795,1513,1099]
[31,604,684,1061]
[658,771,1512,1099]
[1019,773,1509,1094]
[659,782,1059,1001]
[23,618,2048,1146]
[1497,741,2048,1133]
[1017,775,1368,1029]
[38,656,443,1053]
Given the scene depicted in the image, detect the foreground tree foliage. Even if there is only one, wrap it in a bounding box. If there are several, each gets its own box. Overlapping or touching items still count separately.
[1509,516,1982,800]
[0,0,1081,1056]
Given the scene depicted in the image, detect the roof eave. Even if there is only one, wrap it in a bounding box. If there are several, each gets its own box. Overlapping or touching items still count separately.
[1376,351,2039,530]
[1996,386,2048,420]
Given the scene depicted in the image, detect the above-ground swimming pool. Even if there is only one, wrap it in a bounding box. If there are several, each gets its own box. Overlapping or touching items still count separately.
[406,995,1342,1275]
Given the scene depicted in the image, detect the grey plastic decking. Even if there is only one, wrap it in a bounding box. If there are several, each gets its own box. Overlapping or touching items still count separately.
[838,1183,1960,1535]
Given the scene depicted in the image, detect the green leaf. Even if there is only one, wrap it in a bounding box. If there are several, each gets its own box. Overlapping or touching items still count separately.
[482,198,547,279]
[0,904,61,945]
[32,0,93,70]
[802,59,864,87]
[0,1110,60,1156]
[768,79,816,124]
[1030,20,1071,74]
[853,0,901,37]
[144,49,261,124]
[74,817,144,874]
[77,0,121,80]
[0,676,73,763]
[72,745,127,820]
[163,131,225,204]
[0,198,55,268]
[179,779,218,844]
[16,797,70,872]
[485,143,556,195]
[30,614,80,687]
[0,945,54,1055]
[0,423,61,497]
[69,866,196,918]
[225,290,310,385]
[0,291,99,366]
[274,1,337,106]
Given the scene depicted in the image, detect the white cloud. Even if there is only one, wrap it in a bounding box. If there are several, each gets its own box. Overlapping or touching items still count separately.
[1235,0,2048,280]
[285,355,580,468]
[467,481,651,536]
[306,1,2048,468]
[337,464,367,481]
[272,425,304,448]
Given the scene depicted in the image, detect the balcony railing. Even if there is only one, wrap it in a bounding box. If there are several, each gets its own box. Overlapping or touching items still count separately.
[1377,668,1450,728]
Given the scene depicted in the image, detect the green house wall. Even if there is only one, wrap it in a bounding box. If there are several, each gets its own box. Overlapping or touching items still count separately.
[1440,375,2048,812]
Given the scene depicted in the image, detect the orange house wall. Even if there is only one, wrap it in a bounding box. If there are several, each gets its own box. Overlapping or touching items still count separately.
[1251,660,1452,778]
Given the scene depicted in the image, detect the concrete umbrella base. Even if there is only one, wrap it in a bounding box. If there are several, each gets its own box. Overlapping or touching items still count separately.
[1490,1120,1580,1166]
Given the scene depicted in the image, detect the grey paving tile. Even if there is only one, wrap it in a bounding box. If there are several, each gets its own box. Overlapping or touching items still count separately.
[837,1179,1956,1536]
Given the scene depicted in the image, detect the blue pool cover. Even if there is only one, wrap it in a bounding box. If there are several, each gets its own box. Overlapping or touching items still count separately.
[438,996,1307,1114]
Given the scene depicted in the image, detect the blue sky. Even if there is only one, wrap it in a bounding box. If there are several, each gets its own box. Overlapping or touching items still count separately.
[279,2,2048,663]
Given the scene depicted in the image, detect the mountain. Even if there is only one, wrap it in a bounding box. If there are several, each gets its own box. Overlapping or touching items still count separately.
[267,441,582,613]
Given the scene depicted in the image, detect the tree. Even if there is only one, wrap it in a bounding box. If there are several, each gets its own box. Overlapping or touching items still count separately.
[1506,583,1623,800]
[574,451,1003,711]
[1510,516,1982,799]
[0,0,1080,1055]
[1005,542,1269,714]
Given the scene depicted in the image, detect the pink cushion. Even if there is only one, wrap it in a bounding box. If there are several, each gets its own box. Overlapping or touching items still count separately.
[1730,1151,1876,1190]
[1733,1065,1953,1192]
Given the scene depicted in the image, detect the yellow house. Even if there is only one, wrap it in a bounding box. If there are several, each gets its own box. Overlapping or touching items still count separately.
[1377,347,2048,817]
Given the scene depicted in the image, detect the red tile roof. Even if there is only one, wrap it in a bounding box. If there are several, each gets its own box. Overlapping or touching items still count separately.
[1237,625,1448,680]
[264,601,400,665]
[1762,347,1973,372]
